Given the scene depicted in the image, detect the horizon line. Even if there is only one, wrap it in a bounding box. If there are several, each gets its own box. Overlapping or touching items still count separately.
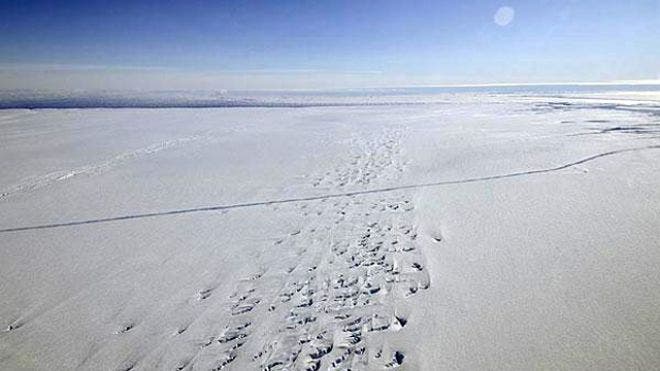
[1,79,659,94]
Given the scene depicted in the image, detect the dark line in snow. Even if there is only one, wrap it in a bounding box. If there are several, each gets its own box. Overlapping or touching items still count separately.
[1,145,659,234]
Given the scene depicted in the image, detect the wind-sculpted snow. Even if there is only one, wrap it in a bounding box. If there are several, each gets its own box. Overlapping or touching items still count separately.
[128,129,432,370]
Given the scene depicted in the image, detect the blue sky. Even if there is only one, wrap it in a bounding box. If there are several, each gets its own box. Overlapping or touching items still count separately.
[1,0,658,90]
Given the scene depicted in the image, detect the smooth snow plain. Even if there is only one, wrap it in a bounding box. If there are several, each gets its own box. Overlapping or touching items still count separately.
[1,92,659,370]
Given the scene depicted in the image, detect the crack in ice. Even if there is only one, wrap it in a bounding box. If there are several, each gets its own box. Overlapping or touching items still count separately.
[1,144,659,234]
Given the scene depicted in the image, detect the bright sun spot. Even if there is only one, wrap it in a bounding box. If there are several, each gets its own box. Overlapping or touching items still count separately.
[494,6,515,26]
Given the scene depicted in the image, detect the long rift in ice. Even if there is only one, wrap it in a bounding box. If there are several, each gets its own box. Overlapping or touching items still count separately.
[1,144,658,234]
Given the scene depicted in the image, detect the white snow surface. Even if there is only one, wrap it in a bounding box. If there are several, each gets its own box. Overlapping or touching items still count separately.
[1,93,659,370]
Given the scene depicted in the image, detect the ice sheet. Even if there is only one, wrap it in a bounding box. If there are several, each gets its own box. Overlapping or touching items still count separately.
[1,92,659,370]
